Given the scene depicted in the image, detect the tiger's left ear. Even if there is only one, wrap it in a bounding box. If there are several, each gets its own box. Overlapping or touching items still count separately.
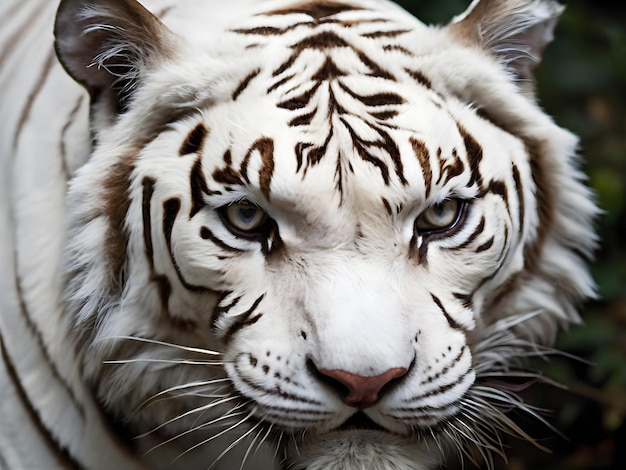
[54,0,178,116]
[449,0,564,83]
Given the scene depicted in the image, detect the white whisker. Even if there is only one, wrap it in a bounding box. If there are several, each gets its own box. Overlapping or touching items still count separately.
[173,409,256,463]
[98,335,222,356]
[104,358,225,366]
[137,395,241,439]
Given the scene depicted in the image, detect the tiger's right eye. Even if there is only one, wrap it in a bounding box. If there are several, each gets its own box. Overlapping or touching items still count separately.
[221,202,268,235]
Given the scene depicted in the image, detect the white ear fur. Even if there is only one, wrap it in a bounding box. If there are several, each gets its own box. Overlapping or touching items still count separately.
[54,0,177,115]
[449,0,564,83]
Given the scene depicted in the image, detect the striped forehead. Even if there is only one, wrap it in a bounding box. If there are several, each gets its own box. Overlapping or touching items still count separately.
[170,2,529,216]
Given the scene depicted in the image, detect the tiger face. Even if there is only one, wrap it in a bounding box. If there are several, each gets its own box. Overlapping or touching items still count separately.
[54,0,597,468]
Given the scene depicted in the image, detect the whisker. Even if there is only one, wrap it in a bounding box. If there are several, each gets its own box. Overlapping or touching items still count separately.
[104,358,225,366]
[208,420,263,470]
[172,409,256,463]
[145,406,249,455]
[98,335,222,356]
[137,395,241,439]
[140,383,231,412]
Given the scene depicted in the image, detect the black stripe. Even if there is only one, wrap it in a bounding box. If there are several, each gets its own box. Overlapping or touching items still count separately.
[142,177,172,310]
[189,156,212,217]
[200,226,243,252]
[419,346,468,386]
[210,292,240,331]
[163,198,213,292]
[475,236,494,253]
[512,163,525,233]
[0,335,80,468]
[403,367,472,403]
[431,294,463,330]
[484,179,510,214]
[224,294,266,339]
[446,216,485,251]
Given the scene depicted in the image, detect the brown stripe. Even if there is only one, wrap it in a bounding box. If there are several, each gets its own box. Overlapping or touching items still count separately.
[232,68,261,100]
[456,123,483,188]
[277,81,321,110]
[475,236,494,253]
[10,252,85,419]
[410,137,432,199]
[59,95,85,179]
[289,109,317,127]
[405,69,432,88]
[179,123,208,156]
[103,158,136,293]
[243,138,275,199]
[13,49,55,151]
[382,45,413,56]
[0,336,80,469]
[267,73,296,93]
[436,150,464,186]
[361,29,411,38]
[0,2,42,69]
[381,197,393,216]
[262,3,360,20]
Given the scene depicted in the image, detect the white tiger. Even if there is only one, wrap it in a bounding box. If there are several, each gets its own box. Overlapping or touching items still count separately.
[0,0,597,469]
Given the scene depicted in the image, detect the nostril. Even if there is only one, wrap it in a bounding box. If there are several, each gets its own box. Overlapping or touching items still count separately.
[307,360,407,409]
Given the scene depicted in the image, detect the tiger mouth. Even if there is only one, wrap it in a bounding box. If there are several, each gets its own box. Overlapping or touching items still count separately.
[338,411,386,432]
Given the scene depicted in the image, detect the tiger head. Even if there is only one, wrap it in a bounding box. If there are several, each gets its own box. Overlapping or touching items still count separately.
[55,0,597,468]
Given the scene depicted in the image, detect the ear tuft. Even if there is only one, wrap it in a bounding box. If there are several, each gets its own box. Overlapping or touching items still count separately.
[449,0,564,83]
[54,0,176,114]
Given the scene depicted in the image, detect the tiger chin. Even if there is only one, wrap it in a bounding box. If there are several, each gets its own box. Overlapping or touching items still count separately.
[0,0,597,469]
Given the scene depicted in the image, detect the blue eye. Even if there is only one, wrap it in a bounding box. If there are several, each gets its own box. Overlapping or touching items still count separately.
[223,202,267,233]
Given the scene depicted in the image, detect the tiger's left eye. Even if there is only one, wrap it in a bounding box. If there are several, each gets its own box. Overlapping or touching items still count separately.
[222,202,268,234]
[415,199,466,236]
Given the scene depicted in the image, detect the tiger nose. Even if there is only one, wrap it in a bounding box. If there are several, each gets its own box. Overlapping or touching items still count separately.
[317,367,408,409]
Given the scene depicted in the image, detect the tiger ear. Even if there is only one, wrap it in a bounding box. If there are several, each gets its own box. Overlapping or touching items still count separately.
[449,0,564,83]
[54,0,177,116]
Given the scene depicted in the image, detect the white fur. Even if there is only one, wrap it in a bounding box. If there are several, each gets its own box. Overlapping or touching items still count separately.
[0,1,597,469]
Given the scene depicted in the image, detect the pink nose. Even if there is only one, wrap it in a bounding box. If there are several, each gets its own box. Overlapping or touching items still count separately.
[318,367,408,409]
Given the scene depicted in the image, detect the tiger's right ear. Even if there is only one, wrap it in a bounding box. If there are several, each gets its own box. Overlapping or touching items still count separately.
[54,0,177,115]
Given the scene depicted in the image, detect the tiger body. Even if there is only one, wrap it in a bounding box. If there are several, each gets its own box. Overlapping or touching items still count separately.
[0,0,597,469]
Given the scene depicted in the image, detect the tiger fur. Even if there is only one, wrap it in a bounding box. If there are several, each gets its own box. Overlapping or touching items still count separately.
[0,0,597,469]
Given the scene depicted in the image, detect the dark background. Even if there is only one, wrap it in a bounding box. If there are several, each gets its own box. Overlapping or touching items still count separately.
[394,1,626,469]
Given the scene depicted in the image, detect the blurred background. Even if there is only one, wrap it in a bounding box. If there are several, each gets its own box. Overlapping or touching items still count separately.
[395,1,626,469]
